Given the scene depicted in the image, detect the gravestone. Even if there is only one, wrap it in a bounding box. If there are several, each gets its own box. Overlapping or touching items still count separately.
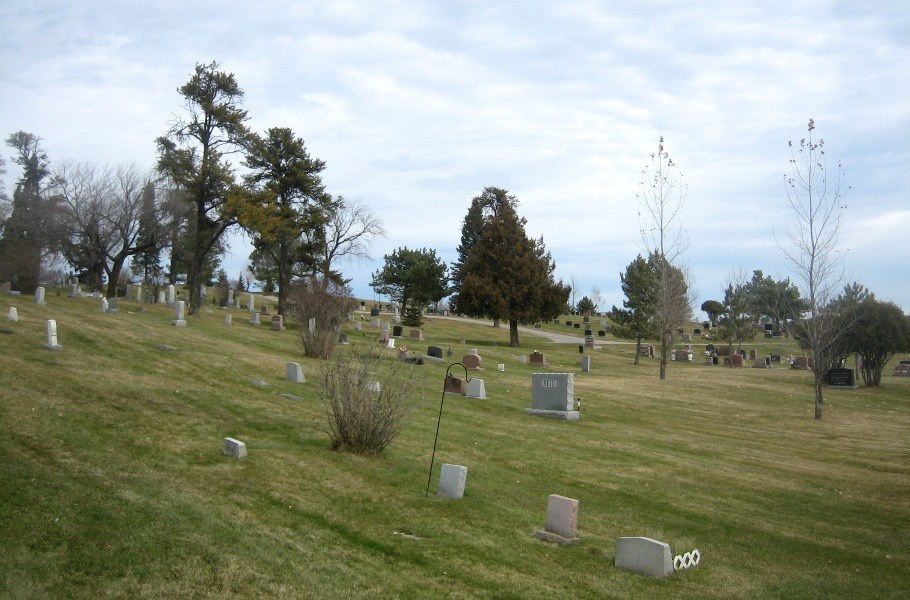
[581,355,592,373]
[382,321,390,332]
[565,320,572,326]
[573,323,580,329]
[354,321,362,331]
[392,325,403,337]
[225,314,232,325]
[825,367,855,388]
[584,336,594,349]
[598,330,606,337]
[894,364,910,377]
[615,537,673,578]
[234,297,241,308]
[526,373,578,420]
[247,293,255,311]
[639,345,654,358]
[157,290,165,304]
[749,349,757,360]
[427,346,443,360]
[167,285,176,306]
[100,297,109,312]
[730,353,744,367]
[791,356,811,370]
[409,329,424,341]
[260,305,269,316]
[125,284,131,300]
[386,338,395,349]
[681,333,691,342]
[45,319,62,351]
[370,307,380,317]
[35,287,46,305]
[693,328,701,335]
[68,283,80,298]
[465,378,487,399]
[444,375,465,395]
[371,317,380,328]
[7,307,17,322]
[227,289,234,306]
[582,316,589,323]
[462,354,482,370]
[0,282,10,293]
[770,354,781,363]
[529,351,547,367]
[379,329,389,343]
[222,437,247,459]
[337,332,348,344]
[250,312,260,326]
[498,363,505,371]
[172,301,187,327]
[578,344,584,354]
[286,362,305,383]
[106,297,118,313]
[468,348,478,355]
[438,464,468,499]
[136,285,142,302]
[394,314,401,324]
[753,357,770,368]
[706,355,719,365]
[534,494,579,544]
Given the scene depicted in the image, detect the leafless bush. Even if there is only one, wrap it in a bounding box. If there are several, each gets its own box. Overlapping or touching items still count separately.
[291,277,356,359]
[319,346,423,456]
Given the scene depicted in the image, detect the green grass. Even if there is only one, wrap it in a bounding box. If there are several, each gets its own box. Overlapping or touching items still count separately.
[1,289,908,598]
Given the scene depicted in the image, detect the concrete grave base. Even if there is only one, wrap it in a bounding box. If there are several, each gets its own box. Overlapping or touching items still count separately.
[45,343,62,351]
[524,408,580,420]
[533,530,578,545]
[172,320,187,327]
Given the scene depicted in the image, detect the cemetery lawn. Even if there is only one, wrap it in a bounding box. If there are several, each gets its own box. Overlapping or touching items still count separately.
[1,291,908,599]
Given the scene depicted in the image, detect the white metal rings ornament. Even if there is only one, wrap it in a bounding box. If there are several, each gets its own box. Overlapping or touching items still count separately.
[673,549,701,571]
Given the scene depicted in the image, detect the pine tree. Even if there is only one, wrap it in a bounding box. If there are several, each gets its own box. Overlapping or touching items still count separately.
[610,255,658,364]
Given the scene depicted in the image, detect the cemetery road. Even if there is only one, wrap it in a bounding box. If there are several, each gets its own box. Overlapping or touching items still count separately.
[430,315,634,346]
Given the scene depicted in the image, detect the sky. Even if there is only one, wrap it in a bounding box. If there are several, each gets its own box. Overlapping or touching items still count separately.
[2,0,909,315]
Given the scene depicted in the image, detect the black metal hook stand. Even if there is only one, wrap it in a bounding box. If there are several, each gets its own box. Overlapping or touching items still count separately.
[425,363,471,497]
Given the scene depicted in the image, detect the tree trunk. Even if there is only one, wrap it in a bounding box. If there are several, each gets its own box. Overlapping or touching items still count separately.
[106,255,128,299]
[186,249,202,316]
[814,376,824,419]
[277,239,290,316]
[509,319,519,347]
[493,318,501,328]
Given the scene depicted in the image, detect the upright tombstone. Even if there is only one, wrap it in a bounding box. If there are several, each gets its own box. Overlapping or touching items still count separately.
[100,297,109,312]
[172,301,187,327]
[248,293,255,312]
[35,286,46,305]
[286,362,305,383]
[0,282,10,293]
[338,332,349,344]
[45,319,62,351]
[437,463,468,499]
[225,314,232,325]
[227,289,234,307]
[68,282,80,298]
[465,378,487,399]
[272,315,285,332]
[234,297,241,308]
[392,325,403,337]
[581,355,592,373]
[426,346,443,360]
[106,298,119,313]
[526,373,578,420]
[167,285,176,306]
[386,338,395,349]
[135,284,142,302]
[462,354,482,370]
[615,537,674,578]
[157,290,166,304]
[409,329,424,341]
[444,375,465,395]
[250,311,260,326]
[371,317,380,329]
[354,321,362,332]
[222,437,247,459]
[379,328,389,343]
[825,367,856,388]
[7,307,17,322]
[584,336,594,349]
[753,357,770,369]
[529,351,547,367]
[534,494,579,544]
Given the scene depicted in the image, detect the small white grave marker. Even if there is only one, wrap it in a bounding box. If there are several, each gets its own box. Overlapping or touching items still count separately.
[615,537,674,578]
[534,494,579,544]
[7,307,17,322]
[224,314,232,325]
[45,319,62,351]
[251,312,260,325]
[100,297,109,312]
[222,437,247,458]
[465,378,487,399]
[438,463,468,499]
[35,286,46,305]
[286,362,305,383]
[167,285,175,306]
[172,301,187,327]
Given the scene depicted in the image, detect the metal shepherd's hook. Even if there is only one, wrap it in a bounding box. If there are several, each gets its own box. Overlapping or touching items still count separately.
[425,363,471,497]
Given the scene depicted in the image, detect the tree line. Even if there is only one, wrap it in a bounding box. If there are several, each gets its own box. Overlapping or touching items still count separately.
[0,61,385,316]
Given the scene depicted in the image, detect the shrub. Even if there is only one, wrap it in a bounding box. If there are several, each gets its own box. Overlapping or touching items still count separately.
[319,346,423,456]
[292,277,356,359]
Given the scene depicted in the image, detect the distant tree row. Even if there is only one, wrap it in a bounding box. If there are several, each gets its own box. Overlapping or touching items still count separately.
[0,61,385,316]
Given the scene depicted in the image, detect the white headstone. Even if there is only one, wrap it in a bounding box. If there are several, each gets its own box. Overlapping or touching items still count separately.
[45,319,61,351]
[100,297,109,312]
[286,362,305,383]
[157,290,166,304]
[355,321,362,331]
[382,321,390,331]
[234,297,240,308]
[251,312,260,325]
[544,494,579,540]
[172,301,187,327]
[136,285,142,302]
[35,286,46,305]
[465,378,487,399]
[225,314,232,325]
[248,293,255,311]
[438,463,468,499]
[386,338,395,349]
[498,363,505,371]
[7,307,17,322]
[581,355,592,373]
[367,380,381,393]
[68,283,80,297]
[222,437,247,458]
[167,285,175,306]
[371,317,380,328]
[394,315,401,324]
[615,537,674,578]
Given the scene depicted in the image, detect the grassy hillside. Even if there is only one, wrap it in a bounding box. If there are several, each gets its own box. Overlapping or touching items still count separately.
[1,289,908,599]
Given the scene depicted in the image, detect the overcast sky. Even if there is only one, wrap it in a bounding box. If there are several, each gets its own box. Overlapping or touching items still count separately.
[2,1,908,314]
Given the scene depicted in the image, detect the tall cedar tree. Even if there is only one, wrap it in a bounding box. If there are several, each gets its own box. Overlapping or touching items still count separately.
[451,187,509,297]
[156,61,251,315]
[241,127,333,316]
[0,132,53,293]
[454,191,569,347]
[610,254,658,364]
[370,247,449,317]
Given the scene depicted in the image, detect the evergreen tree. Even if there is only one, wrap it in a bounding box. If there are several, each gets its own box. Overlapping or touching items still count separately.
[715,280,756,354]
[370,247,448,316]
[450,187,512,298]
[610,254,658,364]
[453,189,569,347]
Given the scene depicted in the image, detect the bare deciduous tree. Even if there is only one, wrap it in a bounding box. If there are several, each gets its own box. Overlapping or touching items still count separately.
[637,136,693,380]
[314,195,386,283]
[778,118,848,419]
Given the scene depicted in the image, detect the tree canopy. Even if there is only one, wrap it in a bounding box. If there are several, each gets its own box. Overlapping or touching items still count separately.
[370,247,449,316]
[452,188,569,347]
[610,254,658,364]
